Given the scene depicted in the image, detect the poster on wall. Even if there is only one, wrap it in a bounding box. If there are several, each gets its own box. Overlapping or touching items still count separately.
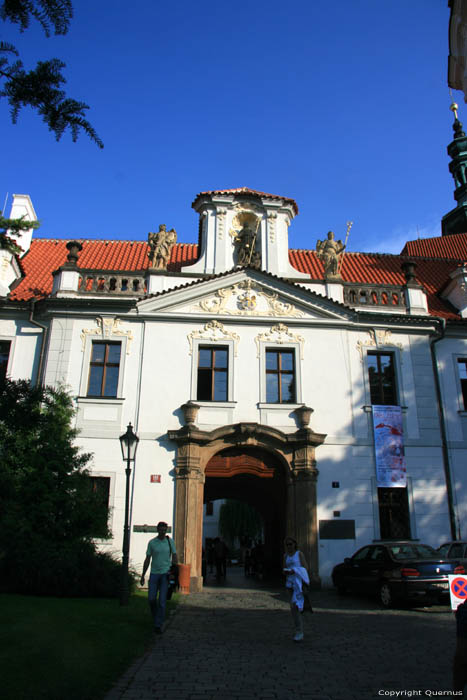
[372,405,407,488]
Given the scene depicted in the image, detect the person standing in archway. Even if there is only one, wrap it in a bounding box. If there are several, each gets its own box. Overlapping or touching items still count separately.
[283,537,310,642]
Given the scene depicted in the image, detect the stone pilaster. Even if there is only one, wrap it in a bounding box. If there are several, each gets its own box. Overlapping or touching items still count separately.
[172,438,205,592]
[289,440,320,587]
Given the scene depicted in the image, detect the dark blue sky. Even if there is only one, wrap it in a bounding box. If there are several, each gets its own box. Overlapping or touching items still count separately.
[0,0,458,254]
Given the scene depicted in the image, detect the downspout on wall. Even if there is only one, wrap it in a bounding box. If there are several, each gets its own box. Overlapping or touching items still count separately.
[430,318,459,540]
[29,299,48,387]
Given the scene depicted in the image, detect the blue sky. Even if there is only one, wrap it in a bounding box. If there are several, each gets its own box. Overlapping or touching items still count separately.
[0,0,459,254]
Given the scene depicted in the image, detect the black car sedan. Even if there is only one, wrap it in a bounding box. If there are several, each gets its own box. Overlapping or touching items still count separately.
[331,541,465,608]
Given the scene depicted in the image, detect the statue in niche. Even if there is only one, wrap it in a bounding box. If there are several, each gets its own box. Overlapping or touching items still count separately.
[234,222,261,269]
[148,224,177,269]
[316,231,345,278]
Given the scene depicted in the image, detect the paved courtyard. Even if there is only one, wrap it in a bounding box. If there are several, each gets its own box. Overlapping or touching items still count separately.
[104,568,458,700]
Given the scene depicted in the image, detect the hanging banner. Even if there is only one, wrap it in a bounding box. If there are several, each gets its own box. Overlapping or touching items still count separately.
[372,405,407,487]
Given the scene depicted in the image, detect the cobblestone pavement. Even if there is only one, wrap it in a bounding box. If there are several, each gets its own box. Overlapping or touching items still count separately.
[104,568,458,700]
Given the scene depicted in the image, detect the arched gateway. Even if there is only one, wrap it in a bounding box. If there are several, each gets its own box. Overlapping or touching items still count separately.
[168,405,326,592]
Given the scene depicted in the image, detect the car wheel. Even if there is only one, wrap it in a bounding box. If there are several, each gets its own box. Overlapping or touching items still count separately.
[379,582,393,608]
[332,576,347,595]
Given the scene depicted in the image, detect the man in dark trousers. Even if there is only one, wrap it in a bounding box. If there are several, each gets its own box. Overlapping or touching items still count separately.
[140,521,177,633]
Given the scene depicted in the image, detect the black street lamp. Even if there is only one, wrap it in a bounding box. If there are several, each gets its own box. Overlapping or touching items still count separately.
[119,422,139,605]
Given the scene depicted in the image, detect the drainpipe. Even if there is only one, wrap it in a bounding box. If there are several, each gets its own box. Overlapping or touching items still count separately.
[29,299,48,386]
[430,318,459,540]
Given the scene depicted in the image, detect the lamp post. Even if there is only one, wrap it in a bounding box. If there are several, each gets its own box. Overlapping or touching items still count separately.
[119,422,139,605]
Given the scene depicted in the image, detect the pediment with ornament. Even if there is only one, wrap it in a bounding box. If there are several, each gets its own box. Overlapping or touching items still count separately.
[136,269,354,321]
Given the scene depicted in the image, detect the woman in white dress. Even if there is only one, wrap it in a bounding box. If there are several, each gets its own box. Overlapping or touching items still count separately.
[283,537,310,642]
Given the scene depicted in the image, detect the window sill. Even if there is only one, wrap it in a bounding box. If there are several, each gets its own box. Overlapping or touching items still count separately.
[258,403,302,410]
[362,405,407,413]
[195,401,237,408]
[77,396,125,403]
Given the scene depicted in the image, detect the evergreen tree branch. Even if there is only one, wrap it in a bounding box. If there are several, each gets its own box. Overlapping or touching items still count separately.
[0,1,103,147]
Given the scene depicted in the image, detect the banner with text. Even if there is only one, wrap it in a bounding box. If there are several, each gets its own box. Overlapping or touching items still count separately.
[373,405,407,488]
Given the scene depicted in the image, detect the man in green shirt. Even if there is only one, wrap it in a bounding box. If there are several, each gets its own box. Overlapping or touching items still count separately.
[141,522,177,633]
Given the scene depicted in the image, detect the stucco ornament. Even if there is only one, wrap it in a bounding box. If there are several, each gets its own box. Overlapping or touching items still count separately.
[148,225,177,269]
[80,317,133,353]
[316,231,345,279]
[255,323,305,359]
[229,211,261,269]
[188,320,240,356]
[191,281,304,318]
[356,329,403,362]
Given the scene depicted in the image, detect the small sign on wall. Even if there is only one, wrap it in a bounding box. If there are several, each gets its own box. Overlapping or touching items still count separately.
[150,475,161,483]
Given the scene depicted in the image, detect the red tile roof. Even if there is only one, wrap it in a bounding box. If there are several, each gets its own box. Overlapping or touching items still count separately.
[8,237,462,320]
[192,187,299,214]
[9,239,198,301]
[401,232,467,259]
[289,249,461,319]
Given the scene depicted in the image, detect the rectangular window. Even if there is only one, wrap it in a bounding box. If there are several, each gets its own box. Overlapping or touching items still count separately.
[265,349,296,403]
[378,487,411,539]
[197,346,228,401]
[87,342,121,397]
[0,340,11,379]
[367,351,397,405]
[89,476,111,538]
[458,359,467,410]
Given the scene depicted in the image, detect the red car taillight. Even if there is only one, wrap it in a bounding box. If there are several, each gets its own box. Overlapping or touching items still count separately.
[455,566,465,574]
[401,567,420,577]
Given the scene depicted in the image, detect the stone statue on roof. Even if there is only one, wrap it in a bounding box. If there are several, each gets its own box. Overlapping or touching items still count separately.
[316,231,345,279]
[148,224,177,270]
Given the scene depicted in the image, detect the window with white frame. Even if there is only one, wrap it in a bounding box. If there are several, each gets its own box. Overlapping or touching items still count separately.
[87,341,121,397]
[190,337,235,403]
[265,348,296,403]
[197,345,229,401]
[367,351,398,405]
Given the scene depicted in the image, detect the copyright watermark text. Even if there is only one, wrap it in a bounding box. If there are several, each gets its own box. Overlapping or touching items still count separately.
[378,692,463,698]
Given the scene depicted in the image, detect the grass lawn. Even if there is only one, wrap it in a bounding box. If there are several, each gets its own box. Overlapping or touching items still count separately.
[0,590,179,700]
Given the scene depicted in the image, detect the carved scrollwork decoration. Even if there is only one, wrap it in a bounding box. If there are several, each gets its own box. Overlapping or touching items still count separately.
[80,317,133,354]
[188,320,240,356]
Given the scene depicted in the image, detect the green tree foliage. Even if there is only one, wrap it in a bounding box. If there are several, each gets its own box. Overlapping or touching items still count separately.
[0,378,118,595]
[0,209,40,253]
[218,499,263,545]
[0,1,103,147]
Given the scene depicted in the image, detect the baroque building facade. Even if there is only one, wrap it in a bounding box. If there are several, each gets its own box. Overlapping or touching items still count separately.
[3,118,467,588]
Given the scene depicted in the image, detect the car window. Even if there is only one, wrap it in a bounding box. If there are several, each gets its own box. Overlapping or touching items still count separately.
[352,547,371,561]
[388,544,437,560]
[370,546,386,562]
[438,544,450,557]
[451,544,464,558]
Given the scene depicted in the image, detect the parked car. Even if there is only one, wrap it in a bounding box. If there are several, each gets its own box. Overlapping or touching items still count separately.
[331,541,465,608]
[438,541,467,565]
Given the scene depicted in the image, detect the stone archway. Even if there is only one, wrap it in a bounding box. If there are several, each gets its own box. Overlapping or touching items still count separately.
[168,408,326,592]
[205,447,286,574]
